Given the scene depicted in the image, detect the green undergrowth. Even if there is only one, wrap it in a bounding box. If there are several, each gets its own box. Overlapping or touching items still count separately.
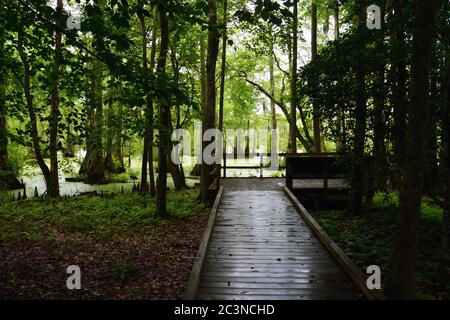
[0,188,207,245]
[312,192,447,300]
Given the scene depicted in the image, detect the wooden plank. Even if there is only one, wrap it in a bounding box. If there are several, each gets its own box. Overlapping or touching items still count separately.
[197,293,356,300]
[198,287,357,297]
[183,186,224,300]
[283,186,385,300]
[201,275,353,284]
[194,186,361,300]
[200,282,355,290]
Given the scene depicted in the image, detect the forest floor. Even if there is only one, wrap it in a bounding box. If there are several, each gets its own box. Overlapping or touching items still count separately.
[312,192,449,300]
[0,188,209,299]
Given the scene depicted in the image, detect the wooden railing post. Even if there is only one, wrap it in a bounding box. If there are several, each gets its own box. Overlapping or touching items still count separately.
[260,153,263,178]
[223,153,226,179]
[286,158,293,190]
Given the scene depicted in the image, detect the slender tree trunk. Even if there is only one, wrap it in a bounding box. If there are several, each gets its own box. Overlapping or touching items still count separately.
[289,0,298,153]
[385,0,438,299]
[218,0,227,133]
[168,47,187,190]
[139,10,149,194]
[110,84,125,174]
[350,8,368,214]
[423,70,439,195]
[200,0,220,203]
[311,0,321,153]
[86,73,105,184]
[269,37,277,132]
[190,33,207,177]
[392,0,408,185]
[47,0,63,197]
[155,4,170,217]
[0,2,21,189]
[17,32,52,192]
[104,97,116,173]
[269,34,277,157]
[148,8,158,197]
[334,6,343,151]
[373,3,388,190]
[437,51,450,289]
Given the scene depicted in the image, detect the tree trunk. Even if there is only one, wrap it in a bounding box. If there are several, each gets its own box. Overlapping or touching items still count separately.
[218,0,227,133]
[311,0,321,153]
[350,8,368,214]
[148,8,158,197]
[85,73,105,184]
[47,0,63,197]
[289,0,298,153]
[0,5,21,189]
[269,37,277,132]
[138,10,149,194]
[17,32,52,193]
[200,0,220,203]
[437,51,450,289]
[423,70,439,195]
[190,33,207,177]
[392,0,408,186]
[104,97,117,173]
[334,6,343,151]
[373,3,388,190]
[269,34,277,157]
[155,4,170,217]
[385,0,437,299]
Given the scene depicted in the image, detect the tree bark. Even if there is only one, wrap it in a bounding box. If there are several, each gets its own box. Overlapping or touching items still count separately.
[289,0,298,153]
[155,4,170,217]
[200,0,220,203]
[437,51,450,289]
[85,73,105,184]
[148,8,158,197]
[190,33,207,177]
[334,6,343,151]
[47,0,63,197]
[385,0,438,299]
[350,8,368,214]
[218,0,227,133]
[0,1,21,189]
[138,9,149,194]
[392,0,408,185]
[311,0,321,153]
[17,32,52,192]
[373,3,388,190]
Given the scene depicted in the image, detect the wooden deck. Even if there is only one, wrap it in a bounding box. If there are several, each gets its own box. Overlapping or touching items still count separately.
[194,179,362,300]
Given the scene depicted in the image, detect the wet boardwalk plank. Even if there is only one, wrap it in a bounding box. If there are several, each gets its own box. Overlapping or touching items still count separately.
[196,187,361,300]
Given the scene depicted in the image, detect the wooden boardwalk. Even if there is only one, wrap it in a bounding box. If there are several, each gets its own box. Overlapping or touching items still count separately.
[195,180,361,300]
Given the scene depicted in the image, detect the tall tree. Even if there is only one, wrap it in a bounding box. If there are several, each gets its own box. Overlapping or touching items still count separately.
[200,0,220,203]
[148,7,158,197]
[155,3,170,217]
[333,4,343,151]
[289,0,298,153]
[373,2,388,190]
[48,0,63,197]
[138,5,150,194]
[350,6,368,213]
[437,47,450,290]
[311,0,321,153]
[17,31,53,195]
[218,0,227,132]
[386,0,438,299]
[0,0,22,189]
[391,0,408,182]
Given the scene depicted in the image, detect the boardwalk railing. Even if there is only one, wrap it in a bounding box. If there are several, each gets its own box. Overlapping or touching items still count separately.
[184,186,224,299]
[221,152,339,179]
[284,186,385,300]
